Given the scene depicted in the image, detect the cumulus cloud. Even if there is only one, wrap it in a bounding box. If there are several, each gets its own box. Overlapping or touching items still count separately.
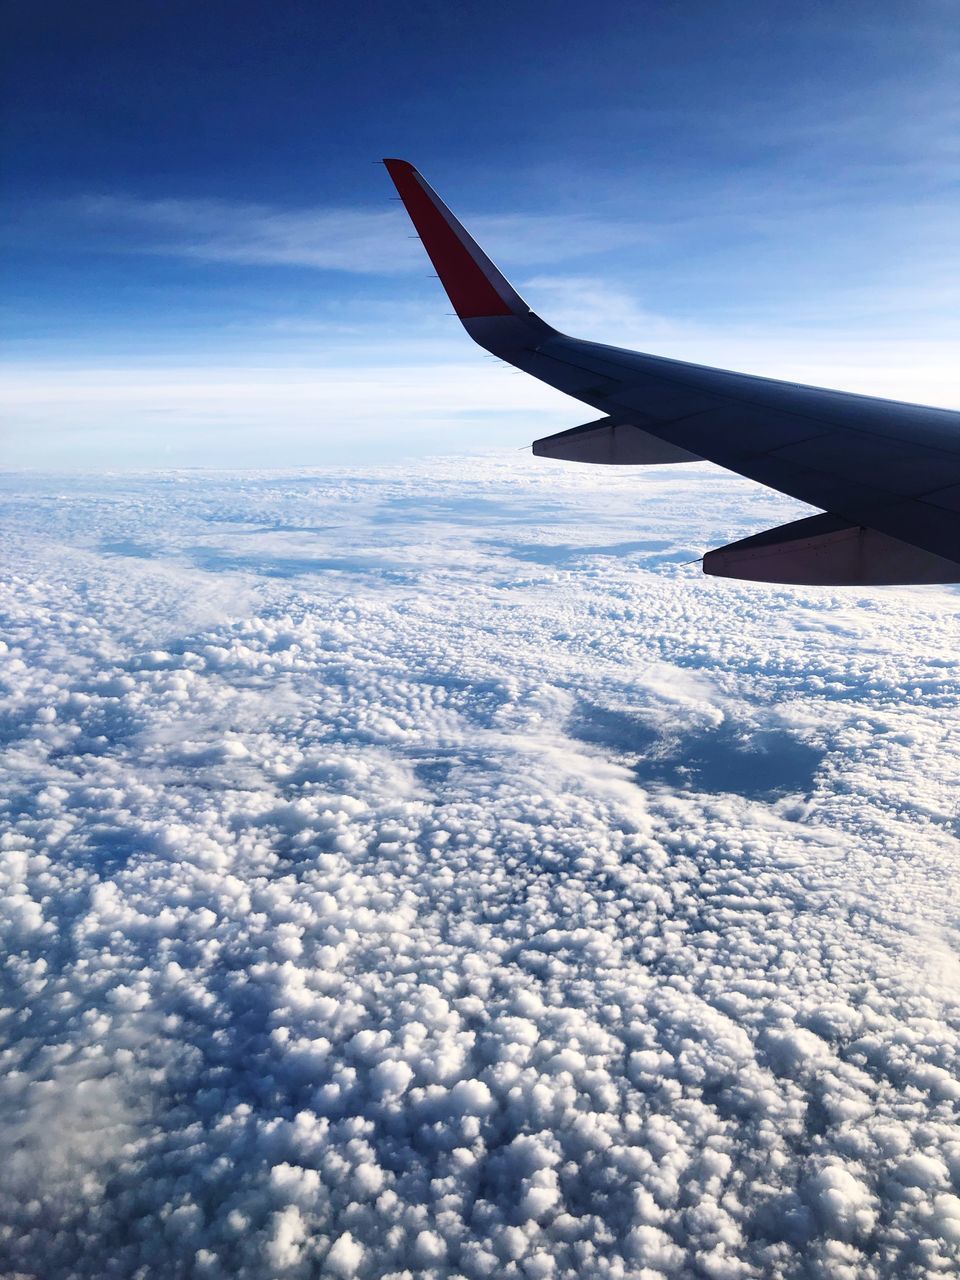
[1,457,959,1278]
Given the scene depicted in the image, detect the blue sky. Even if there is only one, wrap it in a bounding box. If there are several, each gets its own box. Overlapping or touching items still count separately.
[3,0,959,466]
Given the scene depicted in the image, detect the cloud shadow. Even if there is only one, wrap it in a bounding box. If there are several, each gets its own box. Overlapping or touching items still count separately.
[570,703,824,800]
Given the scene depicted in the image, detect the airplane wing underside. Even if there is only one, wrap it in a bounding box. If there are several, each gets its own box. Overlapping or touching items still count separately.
[384,158,960,585]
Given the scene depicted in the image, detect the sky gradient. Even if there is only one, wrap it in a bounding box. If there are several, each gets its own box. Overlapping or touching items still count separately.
[3,1,959,465]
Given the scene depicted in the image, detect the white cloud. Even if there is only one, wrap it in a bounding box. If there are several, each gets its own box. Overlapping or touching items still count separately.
[1,457,959,1278]
[4,315,957,470]
[66,194,652,274]
[0,359,584,467]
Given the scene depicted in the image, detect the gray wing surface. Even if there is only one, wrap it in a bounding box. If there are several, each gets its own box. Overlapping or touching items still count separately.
[384,159,960,584]
[523,335,960,565]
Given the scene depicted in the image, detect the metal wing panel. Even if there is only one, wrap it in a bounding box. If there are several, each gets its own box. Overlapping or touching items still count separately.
[766,435,960,495]
[924,486,960,513]
[531,338,960,564]
[542,337,960,453]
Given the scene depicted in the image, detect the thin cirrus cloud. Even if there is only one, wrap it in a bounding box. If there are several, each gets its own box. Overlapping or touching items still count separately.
[519,274,960,408]
[64,193,653,274]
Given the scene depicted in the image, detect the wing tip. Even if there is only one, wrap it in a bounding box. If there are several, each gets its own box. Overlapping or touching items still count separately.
[382,157,521,321]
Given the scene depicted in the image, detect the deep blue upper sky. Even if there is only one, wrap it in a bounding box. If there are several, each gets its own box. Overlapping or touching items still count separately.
[3,1,958,466]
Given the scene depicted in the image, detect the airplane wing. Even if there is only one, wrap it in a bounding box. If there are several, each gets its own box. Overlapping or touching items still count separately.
[384,158,960,585]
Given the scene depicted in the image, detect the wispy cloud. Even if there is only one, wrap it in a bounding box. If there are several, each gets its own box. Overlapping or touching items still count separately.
[71,195,422,272]
[63,194,654,274]
[522,274,960,409]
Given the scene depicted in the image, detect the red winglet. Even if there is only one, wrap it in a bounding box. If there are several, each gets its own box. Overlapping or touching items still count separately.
[384,159,518,320]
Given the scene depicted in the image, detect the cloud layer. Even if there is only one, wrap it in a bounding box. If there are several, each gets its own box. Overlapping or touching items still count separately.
[1,458,959,1278]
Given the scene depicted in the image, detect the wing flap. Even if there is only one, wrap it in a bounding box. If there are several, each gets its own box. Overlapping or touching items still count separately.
[704,513,960,586]
[533,417,701,465]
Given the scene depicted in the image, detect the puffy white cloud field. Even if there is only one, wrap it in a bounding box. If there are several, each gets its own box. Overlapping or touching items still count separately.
[1,457,959,1279]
